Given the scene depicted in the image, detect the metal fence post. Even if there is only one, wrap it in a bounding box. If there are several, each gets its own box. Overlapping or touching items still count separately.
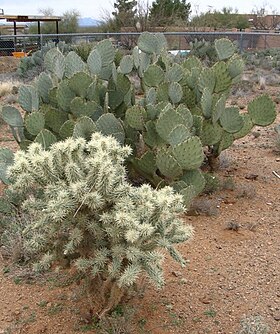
[239,32,243,53]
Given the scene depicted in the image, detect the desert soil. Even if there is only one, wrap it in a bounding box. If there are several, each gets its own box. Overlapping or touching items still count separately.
[0,57,279,334]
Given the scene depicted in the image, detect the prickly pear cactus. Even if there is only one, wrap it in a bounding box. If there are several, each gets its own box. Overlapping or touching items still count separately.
[1,33,277,198]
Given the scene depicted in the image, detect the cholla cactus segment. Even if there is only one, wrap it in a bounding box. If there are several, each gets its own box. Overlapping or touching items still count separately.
[7,133,193,293]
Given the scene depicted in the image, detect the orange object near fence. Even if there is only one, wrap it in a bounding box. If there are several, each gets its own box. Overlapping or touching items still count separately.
[12,51,27,58]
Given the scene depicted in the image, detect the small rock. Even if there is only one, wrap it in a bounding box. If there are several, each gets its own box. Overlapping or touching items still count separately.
[245,173,258,180]
[199,296,212,304]
[171,271,182,277]
[274,313,280,321]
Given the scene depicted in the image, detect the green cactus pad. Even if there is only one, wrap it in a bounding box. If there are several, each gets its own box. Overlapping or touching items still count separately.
[138,32,167,55]
[1,106,23,127]
[156,148,183,178]
[216,131,234,154]
[172,136,204,170]
[144,120,165,147]
[69,72,92,98]
[45,108,68,134]
[139,52,151,77]
[248,95,276,126]
[143,65,165,87]
[36,72,53,103]
[125,105,147,130]
[179,185,196,207]
[44,48,65,79]
[212,95,226,123]
[87,49,102,75]
[18,85,39,112]
[35,129,57,149]
[133,46,140,68]
[213,62,232,93]
[168,82,183,104]
[171,180,187,192]
[181,56,202,71]
[166,64,184,82]
[156,105,185,141]
[95,39,115,67]
[119,55,134,74]
[86,80,101,103]
[112,62,118,84]
[146,87,157,105]
[0,148,14,184]
[215,38,235,60]
[167,124,191,146]
[154,33,168,54]
[73,116,97,141]
[65,51,87,78]
[198,68,216,93]
[192,115,203,136]
[108,91,124,110]
[116,73,131,95]
[48,87,58,108]
[186,67,202,89]
[96,113,125,144]
[227,55,244,79]
[25,112,45,136]
[57,80,76,112]
[59,120,75,139]
[70,97,102,120]
[176,105,193,128]
[99,64,114,81]
[219,107,244,133]
[180,169,205,196]
[233,114,254,139]
[200,120,223,146]
[181,86,196,109]
[157,83,169,102]
[146,102,167,120]
[201,87,212,119]
[133,150,157,175]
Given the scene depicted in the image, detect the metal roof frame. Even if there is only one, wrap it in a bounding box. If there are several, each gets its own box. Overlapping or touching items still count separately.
[0,14,62,35]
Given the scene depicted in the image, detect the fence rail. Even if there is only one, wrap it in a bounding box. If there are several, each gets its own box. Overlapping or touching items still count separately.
[0,31,280,55]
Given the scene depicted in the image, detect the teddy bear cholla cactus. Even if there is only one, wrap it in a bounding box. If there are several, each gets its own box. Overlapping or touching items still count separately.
[7,132,193,317]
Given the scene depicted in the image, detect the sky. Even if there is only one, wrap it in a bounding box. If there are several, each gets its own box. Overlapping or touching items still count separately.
[1,0,280,20]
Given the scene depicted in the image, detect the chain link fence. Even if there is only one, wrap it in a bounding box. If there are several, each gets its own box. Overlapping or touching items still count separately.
[0,31,280,56]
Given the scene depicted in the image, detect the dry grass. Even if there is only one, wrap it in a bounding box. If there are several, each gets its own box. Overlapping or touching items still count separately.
[0,81,20,98]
